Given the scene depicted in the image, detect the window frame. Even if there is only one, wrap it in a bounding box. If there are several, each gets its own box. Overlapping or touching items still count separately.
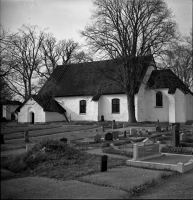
[112,98,120,113]
[79,100,86,114]
[155,92,163,107]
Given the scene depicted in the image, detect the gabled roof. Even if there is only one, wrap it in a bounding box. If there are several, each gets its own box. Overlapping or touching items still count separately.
[38,55,155,100]
[147,69,193,95]
[15,95,66,113]
[2,100,22,105]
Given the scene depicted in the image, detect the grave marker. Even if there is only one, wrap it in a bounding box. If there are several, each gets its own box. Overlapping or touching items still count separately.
[105,132,113,141]
[24,130,30,142]
[94,134,101,143]
[172,125,180,147]
[112,120,117,129]
[112,131,119,139]
[180,133,186,142]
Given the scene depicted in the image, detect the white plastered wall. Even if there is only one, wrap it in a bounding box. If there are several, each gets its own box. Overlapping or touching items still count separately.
[3,105,20,120]
[45,112,66,122]
[98,94,128,122]
[175,88,186,123]
[186,93,193,121]
[18,99,45,123]
[55,96,98,121]
[145,89,169,122]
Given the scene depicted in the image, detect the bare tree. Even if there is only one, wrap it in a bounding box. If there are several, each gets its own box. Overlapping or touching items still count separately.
[81,0,178,122]
[4,24,45,100]
[163,32,193,91]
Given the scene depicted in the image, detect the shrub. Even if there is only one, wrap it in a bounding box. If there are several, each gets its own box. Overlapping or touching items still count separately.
[102,147,133,158]
[3,139,86,173]
[113,140,131,146]
[183,138,193,143]
[161,146,193,155]
[181,142,193,148]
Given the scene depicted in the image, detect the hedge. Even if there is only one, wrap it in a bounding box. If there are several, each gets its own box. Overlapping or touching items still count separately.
[181,142,193,148]
[102,147,133,158]
[161,146,193,155]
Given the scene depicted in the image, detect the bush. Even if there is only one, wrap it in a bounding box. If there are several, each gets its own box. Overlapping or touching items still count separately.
[183,138,193,143]
[161,146,193,155]
[181,142,193,148]
[3,139,86,173]
[102,147,133,158]
[1,117,7,122]
[113,140,131,146]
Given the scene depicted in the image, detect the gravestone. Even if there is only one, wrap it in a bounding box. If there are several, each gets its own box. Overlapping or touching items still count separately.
[172,125,180,147]
[112,131,119,139]
[105,132,113,141]
[141,129,146,135]
[142,138,154,145]
[130,128,136,135]
[0,134,4,144]
[94,134,101,143]
[180,133,186,142]
[124,131,127,138]
[156,119,161,132]
[101,125,105,132]
[112,120,117,129]
[24,130,30,142]
[100,155,108,172]
[123,123,127,128]
[60,137,68,143]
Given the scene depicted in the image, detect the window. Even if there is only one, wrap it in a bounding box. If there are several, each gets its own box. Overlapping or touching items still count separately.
[156,92,163,107]
[80,100,86,114]
[112,98,120,113]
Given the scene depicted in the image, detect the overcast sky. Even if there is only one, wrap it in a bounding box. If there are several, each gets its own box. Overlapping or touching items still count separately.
[1,0,192,45]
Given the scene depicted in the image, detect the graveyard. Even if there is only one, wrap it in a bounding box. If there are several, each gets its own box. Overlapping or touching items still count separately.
[1,120,193,199]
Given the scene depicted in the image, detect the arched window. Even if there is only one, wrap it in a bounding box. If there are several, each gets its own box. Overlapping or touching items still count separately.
[156,92,163,107]
[80,100,86,114]
[112,98,120,113]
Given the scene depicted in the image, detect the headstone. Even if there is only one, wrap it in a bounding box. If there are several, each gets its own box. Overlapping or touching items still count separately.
[24,130,30,142]
[112,131,119,139]
[94,134,101,143]
[172,125,180,147]
[124,131,127,138]
[180,133,186,142]
[112,120,117,129]
[0,134,4,144]
[141,129,146,135]
[101,125,105,132]
[130,128,136,135]
[60,137,68,143]
[100,155,108,172]
[105,132,113,141]
[123,123,127,128]
[156,119,161,132]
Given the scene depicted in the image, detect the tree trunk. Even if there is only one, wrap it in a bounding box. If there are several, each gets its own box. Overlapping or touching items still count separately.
[126,92,137,123]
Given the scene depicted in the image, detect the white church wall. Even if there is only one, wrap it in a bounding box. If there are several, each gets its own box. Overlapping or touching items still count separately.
[175,89,186,123]
[145,89,169,122]
[98,94,128,122]
[55,96,98,121]
[18,99,45,123]
[45,112,66,122]
[3,105,20,120]
[168,94,176,123]
[186,93,193,121]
